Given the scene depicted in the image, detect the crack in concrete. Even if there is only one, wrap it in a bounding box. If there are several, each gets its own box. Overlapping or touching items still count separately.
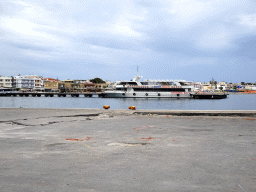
[39,121,64,126]
[107,142,149,147]
[134,112,256,117]
[0,112,132,128]
[35,113,100,119]
[0,120,62,127]
[45,143,66,147]
[0,121,34,126]
[0,115,96,127]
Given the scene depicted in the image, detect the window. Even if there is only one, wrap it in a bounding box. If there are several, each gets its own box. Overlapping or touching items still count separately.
[116,88,127,91]
[128,82,137,85]
[133,88,185,92]
[118,82,137,85]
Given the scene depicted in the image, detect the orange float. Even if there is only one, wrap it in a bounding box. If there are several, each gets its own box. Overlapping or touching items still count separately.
[128,106,136,110]
[103,105,110,109]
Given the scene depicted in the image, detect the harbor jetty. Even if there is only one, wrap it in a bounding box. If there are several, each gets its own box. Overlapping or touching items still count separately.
[0,92,102,97]
[0,108,255,191]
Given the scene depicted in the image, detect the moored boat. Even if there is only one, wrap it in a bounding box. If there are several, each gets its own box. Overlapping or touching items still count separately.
[101,72,195,98]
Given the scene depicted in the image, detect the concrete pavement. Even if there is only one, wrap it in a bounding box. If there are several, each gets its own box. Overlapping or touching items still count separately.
[0,108,256,191]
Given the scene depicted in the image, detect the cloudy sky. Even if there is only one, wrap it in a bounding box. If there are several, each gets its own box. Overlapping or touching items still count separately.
[1,0,256,83]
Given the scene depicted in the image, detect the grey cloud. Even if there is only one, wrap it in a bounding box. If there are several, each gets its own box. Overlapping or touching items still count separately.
[6,41,53,52]
[134,0,161,8]
[83,36,143,51]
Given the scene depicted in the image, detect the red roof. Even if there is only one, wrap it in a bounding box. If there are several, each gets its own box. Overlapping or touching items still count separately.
[44,78,59,82]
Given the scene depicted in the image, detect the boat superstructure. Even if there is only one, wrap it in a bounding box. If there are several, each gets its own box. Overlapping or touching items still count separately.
[102,72,195,98]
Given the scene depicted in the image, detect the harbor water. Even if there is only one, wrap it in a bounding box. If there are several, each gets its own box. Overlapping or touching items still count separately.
[0,93,255,110]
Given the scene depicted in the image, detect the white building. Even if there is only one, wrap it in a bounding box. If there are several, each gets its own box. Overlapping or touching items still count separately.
[25,75,44,88]
[216,82,227,90]
[13,76,34,89]
[0,76,12,88]
[245,85,256,91]
[193,82,203,91]
[12,75,44,89]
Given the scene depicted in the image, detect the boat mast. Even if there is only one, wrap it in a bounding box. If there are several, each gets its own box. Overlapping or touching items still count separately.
[133,65,142,81]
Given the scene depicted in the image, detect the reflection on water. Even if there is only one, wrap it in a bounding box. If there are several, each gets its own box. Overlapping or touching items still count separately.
[0,94,255,110]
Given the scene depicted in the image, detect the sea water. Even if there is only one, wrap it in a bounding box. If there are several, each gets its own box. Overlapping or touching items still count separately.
[0,93,255,110]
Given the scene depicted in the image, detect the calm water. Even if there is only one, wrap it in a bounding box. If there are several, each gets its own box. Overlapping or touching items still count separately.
[0,93,255,110]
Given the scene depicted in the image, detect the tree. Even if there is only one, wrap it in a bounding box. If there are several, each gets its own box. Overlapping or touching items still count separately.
[209,78,217,89]
[219,87,223,91]
[241,82,245,85]
[210,78,217,84]
[90,78,105,84]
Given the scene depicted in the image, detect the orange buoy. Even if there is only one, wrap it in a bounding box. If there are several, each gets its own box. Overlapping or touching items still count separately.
[103,105,110,109]
[128,106,136,110]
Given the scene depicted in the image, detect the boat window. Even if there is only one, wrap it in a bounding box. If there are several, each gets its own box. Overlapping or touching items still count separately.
[116,88,127,91]
[161,82,170,85]
[133,88,186,92]
[118,82,137,85]
[128,82,137,85]
[168,82,176,85]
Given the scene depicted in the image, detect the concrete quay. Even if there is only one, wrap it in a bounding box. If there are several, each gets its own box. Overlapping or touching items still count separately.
[0,108,256,192]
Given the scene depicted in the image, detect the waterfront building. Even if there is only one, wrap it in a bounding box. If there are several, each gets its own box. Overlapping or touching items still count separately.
[94,83,108,89]
[216,82,228,90]
[73,80,90,84]
[61,79,74,84]
[44,82,59,91]
[25,75,44,88]
[57,80,95,92]
[43,78,59,82]
[13,76,34,89]
[201,83,215,91]
[72,82,95,91]
[194,82,202,91]
[245,85,256,91]
[0,76,12,88]
[13,75,44,89]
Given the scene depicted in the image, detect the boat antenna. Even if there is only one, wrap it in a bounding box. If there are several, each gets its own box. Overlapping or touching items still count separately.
[133,65,142,81]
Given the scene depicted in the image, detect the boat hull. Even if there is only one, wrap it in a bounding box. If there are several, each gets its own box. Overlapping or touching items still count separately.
[101,91,193,98]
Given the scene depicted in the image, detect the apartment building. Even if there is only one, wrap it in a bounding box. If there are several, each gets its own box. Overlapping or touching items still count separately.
[44,82,59,90]
[25,75,43,88]
[0,76,12,88]
[200,83,214,91]
[43,78,59,82]
[13,76,34,89]
[216,82,228,90]
[245,85,256,91]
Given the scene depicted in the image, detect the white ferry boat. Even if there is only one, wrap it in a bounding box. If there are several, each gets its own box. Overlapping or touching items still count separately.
[102,72,195,98]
